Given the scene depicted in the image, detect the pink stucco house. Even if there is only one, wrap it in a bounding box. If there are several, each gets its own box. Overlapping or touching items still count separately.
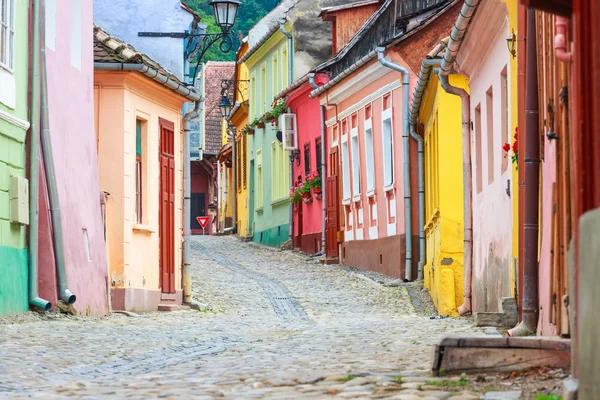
[37,0,109,314]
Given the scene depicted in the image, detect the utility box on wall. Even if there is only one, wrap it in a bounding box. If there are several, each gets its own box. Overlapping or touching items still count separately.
[9,176,29,225]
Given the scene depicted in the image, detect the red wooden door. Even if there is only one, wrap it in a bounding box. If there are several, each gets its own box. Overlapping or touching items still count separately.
[159,118,175,294]
[326,148,340,258]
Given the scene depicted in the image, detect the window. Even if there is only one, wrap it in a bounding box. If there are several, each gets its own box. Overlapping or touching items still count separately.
[272,53,279,96]
[281,44,288,88]
[250,74,257,119]
[70,0,82,70]
[256,150,263,209]
[315,139,322,178]
[500,67,508,173]
[271,142,279,201]
[351,126,361,197]
[135,119,146,224]
[260,63,267,115]
[382,108,394,189]
[236,136,242,192]
[342,135,350,201]
[475,104,483,193]
[242,133,247,188]
[0,0,15,70]
[304,143,310,177]
[271,141,289,200]
[486,86,494,184]
[364,117,375,193]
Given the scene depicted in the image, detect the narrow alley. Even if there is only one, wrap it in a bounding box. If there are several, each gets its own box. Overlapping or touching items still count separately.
[0,236,499,399]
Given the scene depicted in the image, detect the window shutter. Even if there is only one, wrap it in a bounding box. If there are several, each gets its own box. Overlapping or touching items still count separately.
[280,113,298,150]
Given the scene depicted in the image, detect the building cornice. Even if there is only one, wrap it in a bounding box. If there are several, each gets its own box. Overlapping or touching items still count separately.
[0,109,30,131]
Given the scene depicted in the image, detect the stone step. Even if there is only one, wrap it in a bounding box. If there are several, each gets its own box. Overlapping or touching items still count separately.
[157,304,190,312]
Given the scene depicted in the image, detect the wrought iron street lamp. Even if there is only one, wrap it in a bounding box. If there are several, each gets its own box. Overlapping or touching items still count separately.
[185,0,242,86]
[219,95,233,119]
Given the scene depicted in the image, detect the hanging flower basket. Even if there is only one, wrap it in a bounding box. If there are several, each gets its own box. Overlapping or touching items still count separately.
[313,186,322,195]
[302,191,311,199]
[303,196,313,204]
[256,122,265,129]
[247,128,255,135]
[502,127,519,170]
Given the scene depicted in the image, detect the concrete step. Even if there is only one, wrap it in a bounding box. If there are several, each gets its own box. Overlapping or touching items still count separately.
[157,304,190,312]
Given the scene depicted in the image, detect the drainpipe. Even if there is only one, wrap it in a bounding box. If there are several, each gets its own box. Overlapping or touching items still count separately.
[309,74,328,256]
[280,19,294,243]
[28,0,51,311]
[231,126,237,233]
[376,47,413,282]
[438,0,480,315]
[408,58,442,281]
[554,16,572,63]
[183,101,200,304]
[40,46,76,305]
[509,8,540,337]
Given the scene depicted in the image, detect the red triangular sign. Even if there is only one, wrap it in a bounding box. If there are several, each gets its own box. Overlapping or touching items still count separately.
[196,216,209,229]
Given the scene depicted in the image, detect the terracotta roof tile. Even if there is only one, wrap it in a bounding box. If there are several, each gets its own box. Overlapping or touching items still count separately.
[203,62,235,155]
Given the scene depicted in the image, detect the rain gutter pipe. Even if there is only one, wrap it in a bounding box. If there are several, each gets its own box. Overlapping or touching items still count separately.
[309,73,327,256]
[438,0,480,315]
[93,63,200,102]
[408,58,442,281]
[40,46,76,305]
[280,20,295,243]
[508,8,540,337]
[376,47,413,282]
[183,100,201,304]
[28,0,51,311]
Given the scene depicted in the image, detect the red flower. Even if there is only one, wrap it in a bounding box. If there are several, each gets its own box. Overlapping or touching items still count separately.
[502,142,511,152]
[512,140,518,153]
[514,127,518,140]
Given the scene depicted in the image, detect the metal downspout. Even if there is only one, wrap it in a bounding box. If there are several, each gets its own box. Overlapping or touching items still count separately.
[280,20,294,243]
[40,47,76,305]
[376,47,413,281]
[408,59,441,281]
[183,101,200,304]
[28,0,51,311]
[438,0,480,315]
[508,8,539,337]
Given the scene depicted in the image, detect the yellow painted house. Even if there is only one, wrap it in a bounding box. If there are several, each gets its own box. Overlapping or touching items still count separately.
[419,72,469,316]
[228,39,251,238]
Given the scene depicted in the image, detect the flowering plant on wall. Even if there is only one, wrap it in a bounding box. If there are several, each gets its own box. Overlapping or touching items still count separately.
[289,186,303,203]
[503,127,519,170]
[306,171,321,191]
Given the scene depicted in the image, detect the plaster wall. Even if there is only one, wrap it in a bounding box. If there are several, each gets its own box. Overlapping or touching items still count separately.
[95,72,185,302]
[93,0,196,80]
[0,0,29,315]
[41,0,109,314]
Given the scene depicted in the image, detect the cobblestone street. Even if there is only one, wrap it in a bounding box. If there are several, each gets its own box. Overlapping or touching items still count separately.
[0,236,560,399]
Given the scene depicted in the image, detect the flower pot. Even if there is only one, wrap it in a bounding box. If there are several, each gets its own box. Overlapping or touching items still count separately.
[302,192,311,199]
[316,193,322,201]
[313,186,322,194]
[247,128,255,135]
[257,122,265,129]
[303,197,313,204]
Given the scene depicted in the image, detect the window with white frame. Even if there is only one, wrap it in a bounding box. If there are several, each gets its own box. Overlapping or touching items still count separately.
[0,0,15,70]
[341,135,351,201]
[351,126,361,198]
[364,118,375,193]
[382,108,394,188]
[256,149,263,209]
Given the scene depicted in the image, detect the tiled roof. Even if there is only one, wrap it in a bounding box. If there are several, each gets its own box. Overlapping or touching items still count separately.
[93,25,200,100]
[203,62,235,155]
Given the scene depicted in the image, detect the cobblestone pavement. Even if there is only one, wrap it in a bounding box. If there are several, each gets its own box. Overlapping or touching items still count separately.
[0,236,563,399]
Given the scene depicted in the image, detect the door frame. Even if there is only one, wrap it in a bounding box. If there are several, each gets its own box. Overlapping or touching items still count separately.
[158,117,176,294]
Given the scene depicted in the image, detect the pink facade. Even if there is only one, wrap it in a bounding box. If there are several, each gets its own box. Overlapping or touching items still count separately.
[289,78,328,255]
[455,2,514,313]
[323,51,419,278]
[38,0,109,314]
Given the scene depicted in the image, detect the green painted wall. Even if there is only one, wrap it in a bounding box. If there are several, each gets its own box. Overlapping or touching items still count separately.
[247,31,291,248]
[0,1,30,315]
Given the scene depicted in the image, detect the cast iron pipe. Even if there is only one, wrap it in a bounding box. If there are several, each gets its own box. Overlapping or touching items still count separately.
[40,46,75,305]
[509,8,540,337]
[376,47,413,281]
[438,0,480,315]
[28,0,51,311]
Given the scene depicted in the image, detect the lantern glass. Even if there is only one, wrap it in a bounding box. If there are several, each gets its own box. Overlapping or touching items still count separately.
[210,0,241,33]
[219,95,233,119]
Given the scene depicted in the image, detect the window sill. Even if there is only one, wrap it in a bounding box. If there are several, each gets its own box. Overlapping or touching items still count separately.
[352,195,361,203]
[256,207,264,214]
[367,189,375,198]
[271,197,290,207]
[133,224,155,234]
[342,198,351,206]
[383,184,395,193]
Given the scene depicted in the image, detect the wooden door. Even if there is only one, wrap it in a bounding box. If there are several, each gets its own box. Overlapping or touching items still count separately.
[159,118,175,294]
[326,148,340,258]
[191,193,206,230]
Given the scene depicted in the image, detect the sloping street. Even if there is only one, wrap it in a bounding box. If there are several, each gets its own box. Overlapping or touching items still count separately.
[0,236,491,399]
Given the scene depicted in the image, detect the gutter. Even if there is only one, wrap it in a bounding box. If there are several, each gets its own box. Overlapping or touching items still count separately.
[375,47,413,282]
[438,0,480,316]
[309,50,377,98]
[94,62,201,101]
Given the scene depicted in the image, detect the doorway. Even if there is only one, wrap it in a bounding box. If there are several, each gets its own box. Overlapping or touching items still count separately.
[159,118,175,294]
